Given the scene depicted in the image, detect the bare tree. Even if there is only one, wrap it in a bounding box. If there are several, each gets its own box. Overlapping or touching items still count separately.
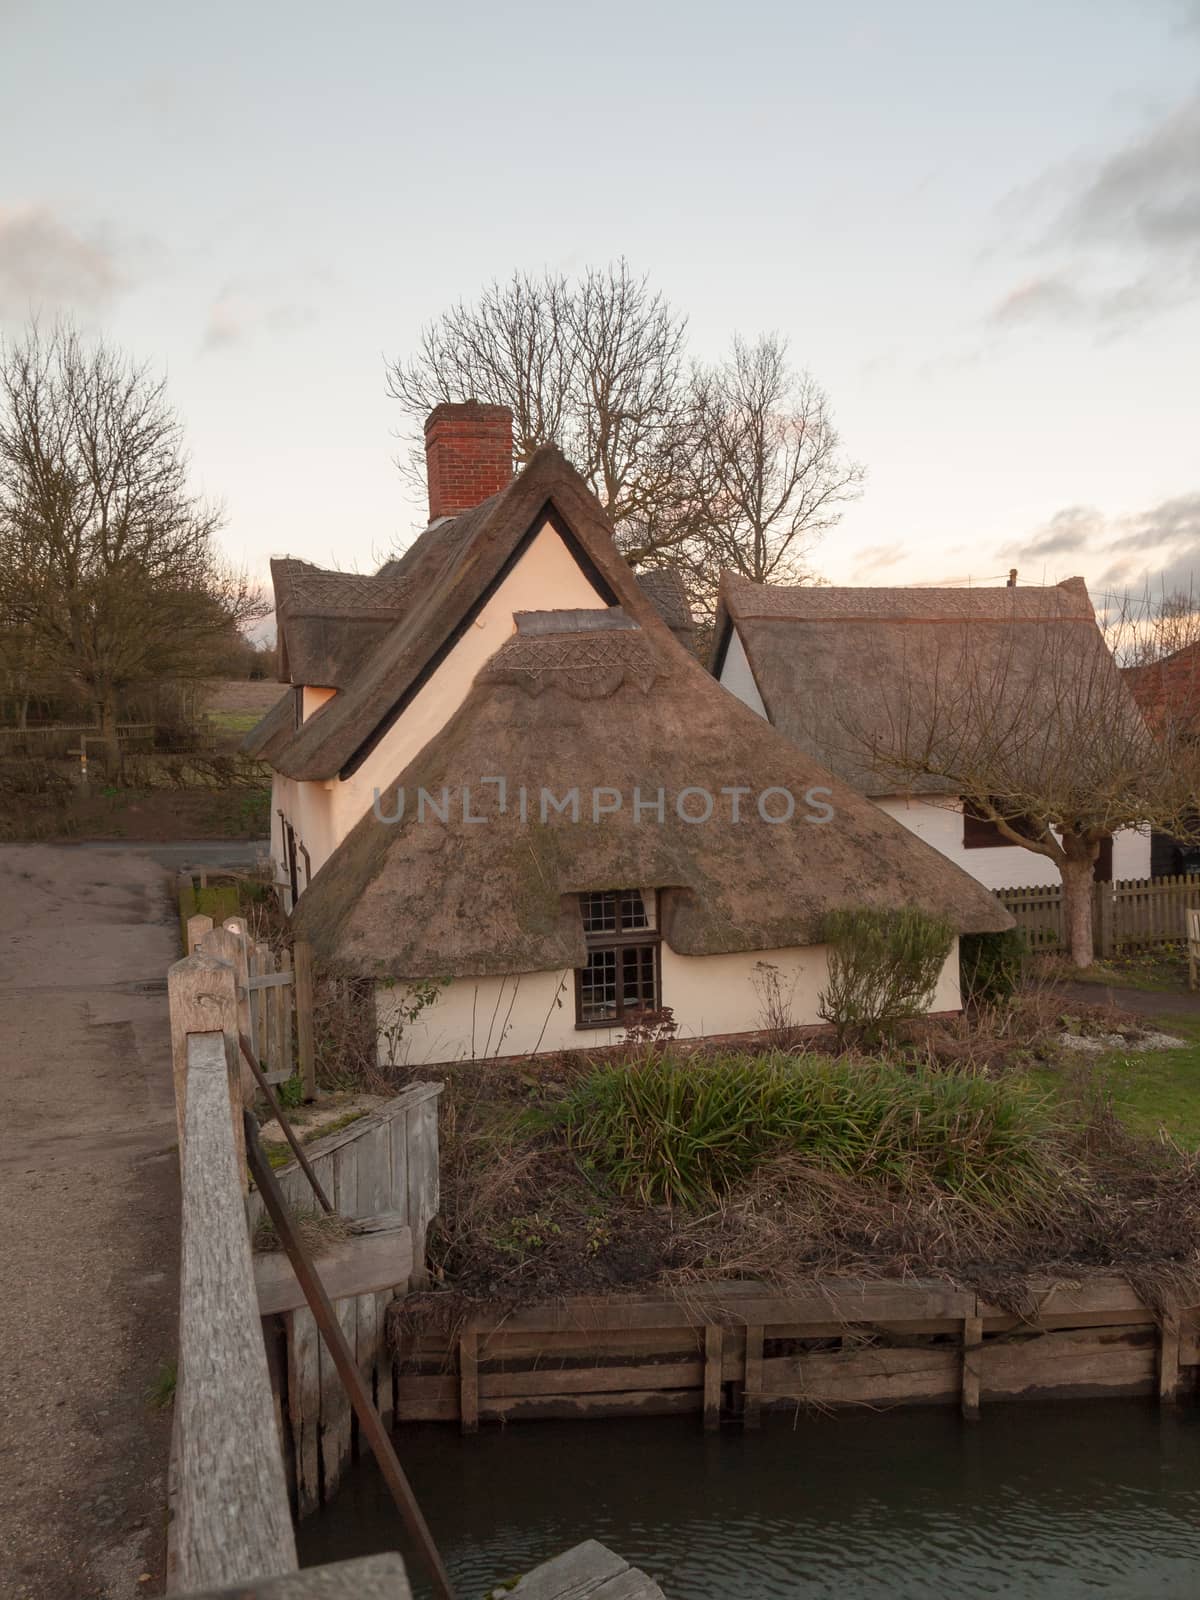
[833,590,1200,966]
[683,334,864,589]
[0,319,263,768]
[386,267,862,588]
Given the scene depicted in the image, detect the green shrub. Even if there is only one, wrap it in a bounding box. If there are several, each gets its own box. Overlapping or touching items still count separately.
[818,907,954,1046]
[562,1052,1063,1212]
[960,927,1027,1006]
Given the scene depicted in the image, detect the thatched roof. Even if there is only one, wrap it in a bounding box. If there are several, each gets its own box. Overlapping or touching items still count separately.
[291,613,1010,978]
[1124,642,1200,735]
[242,684,296,762]
[636,567,695,640]
[251,447,674,781]
[271,559,413,689]
[713,573,1112,797]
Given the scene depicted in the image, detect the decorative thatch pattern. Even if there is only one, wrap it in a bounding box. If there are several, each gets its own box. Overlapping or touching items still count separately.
[636,567,695,635]
[270,558,413,690]
[291,619,1011,978]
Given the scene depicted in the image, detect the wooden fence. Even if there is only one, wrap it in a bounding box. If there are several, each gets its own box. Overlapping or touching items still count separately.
[997,873,1200,956]
[0,721,154,759]
[180,894,315,1095]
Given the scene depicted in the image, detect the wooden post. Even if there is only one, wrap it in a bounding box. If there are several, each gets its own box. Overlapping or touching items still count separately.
[278,945,294,1084]
[255,940,274,1074]
[1159,1311,1181,1404]
[285,1306,322,1518]
[168,952,243,1180]
[459,1325,479,1434]
[295,938,317,1102]
[703,1323,723,1431]
[186,913,213,956]
[224,916,253,1054]
[961,1310,983,1421]
[202,924,256,1105]
[743,1324,763,1429]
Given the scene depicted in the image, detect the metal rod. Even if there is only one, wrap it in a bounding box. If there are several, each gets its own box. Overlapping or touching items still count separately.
[243,1111,456,1600]
[238,1032,333,1214]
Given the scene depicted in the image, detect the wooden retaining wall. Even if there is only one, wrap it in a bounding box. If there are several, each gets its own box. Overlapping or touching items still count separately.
[392,1279,1197,1429]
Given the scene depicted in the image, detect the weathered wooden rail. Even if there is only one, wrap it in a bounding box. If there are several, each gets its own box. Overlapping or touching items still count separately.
[998,873,1200,955]
[394,1277,1196,1430]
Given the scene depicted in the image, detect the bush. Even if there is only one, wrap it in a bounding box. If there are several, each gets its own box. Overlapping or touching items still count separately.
[960,927,1027,1006]
[818,907,954,1046]
[562,1052,1064,1212]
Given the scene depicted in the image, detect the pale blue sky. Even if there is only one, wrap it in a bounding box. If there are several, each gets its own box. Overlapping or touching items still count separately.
[2,0,1198,608]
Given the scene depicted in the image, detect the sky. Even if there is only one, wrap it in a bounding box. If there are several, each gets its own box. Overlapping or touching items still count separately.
[2,0,1198,618]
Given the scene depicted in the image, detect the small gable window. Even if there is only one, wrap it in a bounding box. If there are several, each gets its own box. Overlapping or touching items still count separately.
[576,889,660,1027]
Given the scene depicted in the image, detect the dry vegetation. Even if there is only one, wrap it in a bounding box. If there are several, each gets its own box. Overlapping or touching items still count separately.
[376,986,1200,1323]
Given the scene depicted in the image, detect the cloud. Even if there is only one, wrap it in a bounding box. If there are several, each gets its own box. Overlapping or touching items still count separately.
[988,90,1200,332]
[202,279,319,351]
[1006,493,1200,601]
[0,207,127,316]
[849,542,907,580]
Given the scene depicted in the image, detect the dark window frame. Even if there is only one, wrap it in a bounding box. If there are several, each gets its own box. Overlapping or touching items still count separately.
[574,889,662,1029]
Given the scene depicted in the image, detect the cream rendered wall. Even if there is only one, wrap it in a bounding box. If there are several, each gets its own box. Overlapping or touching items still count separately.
[302,685,337,720]
[877,795,1151,891]
[376,938,962,1068]
[719,626,768,718]
[276,518,608,884]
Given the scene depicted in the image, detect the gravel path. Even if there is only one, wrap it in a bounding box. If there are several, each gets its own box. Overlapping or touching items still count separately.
[0,845,182,1599]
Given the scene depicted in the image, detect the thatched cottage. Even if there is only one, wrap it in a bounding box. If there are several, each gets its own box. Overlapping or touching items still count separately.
[247,404,1008,1066]
[713,574,1152,891]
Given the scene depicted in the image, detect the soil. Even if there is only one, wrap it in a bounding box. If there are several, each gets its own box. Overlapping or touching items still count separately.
[9,787,269,845]
[0,845,181,1599]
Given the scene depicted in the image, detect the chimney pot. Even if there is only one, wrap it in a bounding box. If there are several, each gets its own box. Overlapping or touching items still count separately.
[424,401,514,521]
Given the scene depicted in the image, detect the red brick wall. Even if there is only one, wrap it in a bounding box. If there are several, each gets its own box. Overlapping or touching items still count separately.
[424,401,513,520]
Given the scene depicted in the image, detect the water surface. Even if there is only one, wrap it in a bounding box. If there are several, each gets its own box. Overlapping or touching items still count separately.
[298,1402,1200,1597]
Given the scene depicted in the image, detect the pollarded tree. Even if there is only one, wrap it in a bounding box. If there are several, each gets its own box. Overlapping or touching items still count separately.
[0,319,263,768]
[834,584,1200,967]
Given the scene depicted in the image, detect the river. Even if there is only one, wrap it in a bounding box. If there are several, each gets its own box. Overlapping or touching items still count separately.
[298,1402,1200,1597]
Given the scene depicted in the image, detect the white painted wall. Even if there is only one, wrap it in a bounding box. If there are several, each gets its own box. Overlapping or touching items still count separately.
[719,625,768,718]
[273,516,608,889]
[876,795,1151,890]
[376,938,962,1067]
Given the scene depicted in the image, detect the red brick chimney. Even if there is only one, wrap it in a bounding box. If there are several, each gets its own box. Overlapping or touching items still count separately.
[424,401,513,521]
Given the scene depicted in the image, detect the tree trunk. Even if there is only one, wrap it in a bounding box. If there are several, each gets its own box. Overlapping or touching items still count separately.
[1060,853,1097,968]
[97,694,120,778]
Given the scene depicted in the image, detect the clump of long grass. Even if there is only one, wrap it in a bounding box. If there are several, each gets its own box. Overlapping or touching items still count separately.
[562,1051,1070,1214]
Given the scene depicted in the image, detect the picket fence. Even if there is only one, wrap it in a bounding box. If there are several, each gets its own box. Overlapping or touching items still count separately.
[996,873,1200,957]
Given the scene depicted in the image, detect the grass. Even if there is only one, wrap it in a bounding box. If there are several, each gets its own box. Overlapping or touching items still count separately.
[1043,946,1190,993]
[1080,1012,1200,1147]
[562,1051,1065,1214]
[145,1359,177,1411]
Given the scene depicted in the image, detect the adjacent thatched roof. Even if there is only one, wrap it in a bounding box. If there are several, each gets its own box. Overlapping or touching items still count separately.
[713,573,1112,797]
[291,614,1010,977]
[270,559,413,690]
[254,448,673,781]
[242,684,296,762]
[1124,642,1200,735]
[636,567,695,639]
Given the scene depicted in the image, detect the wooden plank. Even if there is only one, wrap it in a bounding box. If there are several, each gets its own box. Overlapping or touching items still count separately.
[1160,1313,1181,1404]
[703,1324,723,1430]
[318,1295,357,1499]
[393,1384,703,1425]
[760,1347,961,1409]
[980,1327,1157,1401]
[375,1290,395,1425]
[406,1100,439,1287]
[285,1306,321,1518]
[331,1138,360,1220]
[962,1311,982,1421]
[356,1125,392,1217]
[354,1291,379,1459]
[253,1227,413,1316]
[294,938,317,1101]
[175,1033,297,1589]
[167,955,243,1178]
[199,925,256,1105]
[185,1554,413,1600]
[475,1327,701,1363]
[510,1540,663,1600]
[459,1327,479,1433]
[248,969,295,990]
[743,1324,763,1429]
